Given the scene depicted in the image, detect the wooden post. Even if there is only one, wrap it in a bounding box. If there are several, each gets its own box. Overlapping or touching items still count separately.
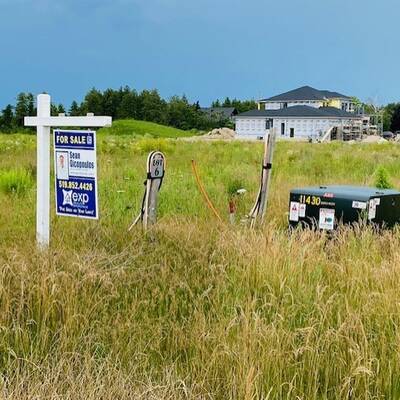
[248,127,276,226]
[145,178,162,228]
[129,151,165,231]
[259,127,276,221]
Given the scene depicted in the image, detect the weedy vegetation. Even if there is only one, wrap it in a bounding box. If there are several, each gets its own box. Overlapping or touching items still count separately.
[1,133,400,399]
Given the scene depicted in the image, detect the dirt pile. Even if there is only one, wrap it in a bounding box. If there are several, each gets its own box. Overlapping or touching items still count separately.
[206,127,236,139]
[361,135,387,144]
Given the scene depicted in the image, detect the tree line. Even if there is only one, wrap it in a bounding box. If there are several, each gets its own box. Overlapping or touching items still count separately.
[0,88,257,133]
[2,88,399,133]
[383,103,400,133]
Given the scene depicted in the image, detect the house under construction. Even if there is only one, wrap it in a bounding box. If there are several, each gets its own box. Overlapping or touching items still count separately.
[234,86,380,141]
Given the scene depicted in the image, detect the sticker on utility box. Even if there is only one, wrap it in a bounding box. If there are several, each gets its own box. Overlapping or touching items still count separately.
[289,201,300,221]
[299,203,306,217]
[368,200,377,220]
[319,208,335,230]
[352,201,367,210]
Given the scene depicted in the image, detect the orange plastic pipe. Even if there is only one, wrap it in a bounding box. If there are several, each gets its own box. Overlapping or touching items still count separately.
[191,160,223,223]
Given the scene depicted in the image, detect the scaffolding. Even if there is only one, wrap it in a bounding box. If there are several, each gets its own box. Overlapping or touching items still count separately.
[320,120,363,142]
[368,113,384,135]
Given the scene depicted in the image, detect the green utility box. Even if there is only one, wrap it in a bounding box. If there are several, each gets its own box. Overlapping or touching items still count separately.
[289,185,400,230]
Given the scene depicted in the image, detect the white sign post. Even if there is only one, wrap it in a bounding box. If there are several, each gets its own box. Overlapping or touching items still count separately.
[24,93,112,248]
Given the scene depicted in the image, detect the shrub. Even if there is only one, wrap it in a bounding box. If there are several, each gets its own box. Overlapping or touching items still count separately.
[0,168,33,195]
[374,166,393,189]
[135,138,174,155]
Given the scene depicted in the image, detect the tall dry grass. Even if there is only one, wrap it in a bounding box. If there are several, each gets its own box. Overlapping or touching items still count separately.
[1,221,400,398]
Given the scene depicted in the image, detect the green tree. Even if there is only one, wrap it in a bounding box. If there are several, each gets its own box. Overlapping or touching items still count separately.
[166,95,198,130]
[15,93,29,127]
[118,87,138,119]
[138,89,167,124]
[26,93,35,116]
[231,99,257,113]
[103,88,122,119]
[51,104,58,116]
[0,105,14,131]
[390,104,400,133]
[69,101,80,116]
[222,97,232,107]
[82,88,104,115]
[383,103,398,131]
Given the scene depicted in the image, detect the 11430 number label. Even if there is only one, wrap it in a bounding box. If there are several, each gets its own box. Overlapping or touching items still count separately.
[299,195,321,206]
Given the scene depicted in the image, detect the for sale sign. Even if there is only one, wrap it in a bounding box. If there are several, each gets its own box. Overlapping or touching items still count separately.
[54,130,98,219]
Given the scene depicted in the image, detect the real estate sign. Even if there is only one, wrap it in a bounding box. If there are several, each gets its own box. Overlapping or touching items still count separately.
[54,130,98,219]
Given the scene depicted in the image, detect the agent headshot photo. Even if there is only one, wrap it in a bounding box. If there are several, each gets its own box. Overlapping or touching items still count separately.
[56,151,69,180]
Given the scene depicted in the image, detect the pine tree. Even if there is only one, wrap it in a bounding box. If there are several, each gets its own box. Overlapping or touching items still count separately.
[51,104,58,116]
[26,93,35,115]
[82,88,104,115]
[139,89,167,124]
[0,105,14,131]
[118,88,138,119]
[103,88,121,118]
[212,99,221,107]
[223,97,232,107]
[57,104,66,114]
[15,93,28,127]
[69,101,80,116]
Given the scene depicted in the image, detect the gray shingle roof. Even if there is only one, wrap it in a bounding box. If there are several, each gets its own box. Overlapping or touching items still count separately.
[236,105,359,119]
[260,86,351,102]
[200,107,237,119]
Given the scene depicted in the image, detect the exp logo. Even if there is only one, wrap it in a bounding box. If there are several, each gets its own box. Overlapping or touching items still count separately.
[62,189,89,207]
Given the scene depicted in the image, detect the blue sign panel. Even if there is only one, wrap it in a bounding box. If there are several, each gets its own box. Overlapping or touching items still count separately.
[54,130,98,219]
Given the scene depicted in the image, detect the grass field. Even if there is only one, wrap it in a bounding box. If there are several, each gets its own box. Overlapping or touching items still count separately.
[1,133,400,398]
[98,119,196,138]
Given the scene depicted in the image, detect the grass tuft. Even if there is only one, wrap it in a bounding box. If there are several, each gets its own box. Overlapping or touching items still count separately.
[0,168,33,195]
[374,165,393,189]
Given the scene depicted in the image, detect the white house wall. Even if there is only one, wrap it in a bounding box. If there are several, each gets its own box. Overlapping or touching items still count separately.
[262,100,324,110]
[275,118,339,138]
[235,116,359,139]
[235,118,266,139]
[264,103,281,110]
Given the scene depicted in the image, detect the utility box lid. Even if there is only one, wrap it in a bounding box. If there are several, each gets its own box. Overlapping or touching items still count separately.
[290,185,400,201]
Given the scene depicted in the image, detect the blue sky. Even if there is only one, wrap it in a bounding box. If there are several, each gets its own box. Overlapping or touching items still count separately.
[0,0,399,109]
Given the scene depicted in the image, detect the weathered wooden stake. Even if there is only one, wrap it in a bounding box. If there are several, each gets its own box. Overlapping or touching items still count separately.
[129,151,165,231]
[248,127,276,227]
